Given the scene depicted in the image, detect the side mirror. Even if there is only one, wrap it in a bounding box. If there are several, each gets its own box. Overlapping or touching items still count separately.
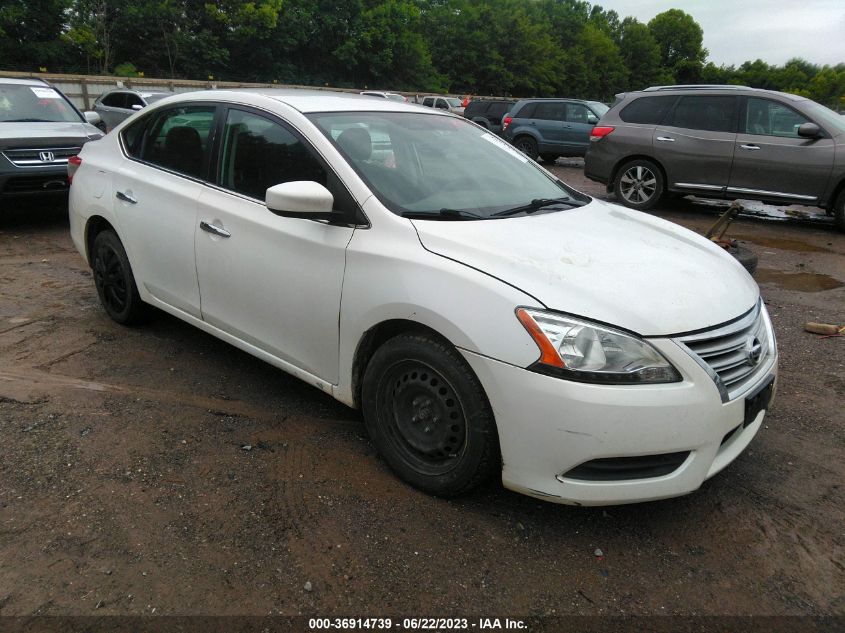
[587,114,599,125]
[797,122,821,138]
[83,111,102,125]
[131,104,144,111]
[266,181,334,217]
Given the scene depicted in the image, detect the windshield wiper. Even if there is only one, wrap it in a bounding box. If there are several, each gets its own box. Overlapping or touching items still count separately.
[3,118,55,123]
[401,208,485,221]
[492,197,586,218]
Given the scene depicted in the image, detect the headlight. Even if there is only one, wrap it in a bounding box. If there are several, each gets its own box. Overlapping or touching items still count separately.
[516,308,681,384]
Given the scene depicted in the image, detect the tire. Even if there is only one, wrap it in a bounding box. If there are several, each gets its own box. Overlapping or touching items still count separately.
[513,136,539,160]
[361,333,500,497]
[834,189,845,233]
[614,159,664,210]
[540,154,558,164]
[91,230,149,325]
[726,244,758,275]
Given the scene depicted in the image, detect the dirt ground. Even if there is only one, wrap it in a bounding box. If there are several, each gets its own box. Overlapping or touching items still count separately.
[0,162,843,621]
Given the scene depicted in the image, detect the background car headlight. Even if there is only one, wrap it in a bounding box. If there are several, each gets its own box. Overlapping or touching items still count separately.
[516,308,681,384]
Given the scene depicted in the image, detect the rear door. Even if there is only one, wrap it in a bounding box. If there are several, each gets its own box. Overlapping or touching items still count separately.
[652,95,738,193]
[113,103,218,317]
[727,96,835,203]
[95,92,127,131]
[530,102,567,150]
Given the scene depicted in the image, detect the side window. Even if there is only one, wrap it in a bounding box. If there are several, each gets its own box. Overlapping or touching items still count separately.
[101,92,126,108]
[565,103,590,124]
[128,105,216,179]
[532,102,566,121]
[515,103,536,119]
[125,93,144,109]
[665,96,737,133]
[744,98,810,138]
[435,99,449,110]
[619,96,676,124]
[422,97,434,107]
[219,109,327,200]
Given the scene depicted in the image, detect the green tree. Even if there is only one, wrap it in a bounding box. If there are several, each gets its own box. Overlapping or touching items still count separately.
[0,0,72,71]
[617,18,664,91]
[648,9,707,84]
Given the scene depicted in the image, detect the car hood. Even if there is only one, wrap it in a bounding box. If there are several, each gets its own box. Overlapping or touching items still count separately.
[412,199,759,336]
[0,122,101,148]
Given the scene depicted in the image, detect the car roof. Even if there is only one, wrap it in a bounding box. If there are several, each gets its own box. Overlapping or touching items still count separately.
[162,88,432,113]
[0,77,50,86]
[630,85,806,102]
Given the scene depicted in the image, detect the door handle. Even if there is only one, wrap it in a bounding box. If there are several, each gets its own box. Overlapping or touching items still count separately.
[200,220,231,238]
[656,136,675,142]
[740,144,761,151]
[115,190,137,204]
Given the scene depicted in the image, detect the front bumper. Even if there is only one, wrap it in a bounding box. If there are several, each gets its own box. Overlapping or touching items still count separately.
[0,166,69,197]
[461,338,777,506]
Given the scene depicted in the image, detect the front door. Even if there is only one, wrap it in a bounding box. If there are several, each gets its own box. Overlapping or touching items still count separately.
[194,107,354,383]
[561,102,596,156]
[113,103,218,318]
[727,96,835,203]
[653,95,738,194]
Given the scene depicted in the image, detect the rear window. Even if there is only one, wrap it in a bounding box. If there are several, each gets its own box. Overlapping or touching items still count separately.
[619,96,676,125]
[487,102,512,118]
[665,96,738,133]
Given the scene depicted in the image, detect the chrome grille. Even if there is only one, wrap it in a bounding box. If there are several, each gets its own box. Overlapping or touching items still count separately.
[2,146,82,167]
[675,301,775,401]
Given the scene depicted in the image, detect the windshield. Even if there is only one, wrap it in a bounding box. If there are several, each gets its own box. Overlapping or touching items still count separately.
[802,100,845,135]
[143,93,171,104]
[0,84,81,123]
[308,112,585,218]
[445,98,463,107]
[588,101,610,117]
[386,94,406,102]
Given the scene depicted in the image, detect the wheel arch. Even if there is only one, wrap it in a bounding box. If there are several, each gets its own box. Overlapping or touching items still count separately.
[350,319,459,410]
[826,176,845,212]
[84,215,118,266]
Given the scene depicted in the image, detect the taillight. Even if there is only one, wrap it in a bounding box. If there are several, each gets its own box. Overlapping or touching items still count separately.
[590,126,615,141]
[67,155,82,185]
[502,115,513,131]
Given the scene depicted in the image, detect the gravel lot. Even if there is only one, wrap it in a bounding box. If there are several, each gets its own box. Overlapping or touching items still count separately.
[0,162,843,620]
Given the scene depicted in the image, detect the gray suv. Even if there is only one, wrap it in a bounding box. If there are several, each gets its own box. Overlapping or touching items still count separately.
[502,98,609,162]
[0,77,104,200]
[584,85,845,231]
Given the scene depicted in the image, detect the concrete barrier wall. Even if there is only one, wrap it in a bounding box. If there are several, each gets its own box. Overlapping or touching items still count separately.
[0,70,462,109]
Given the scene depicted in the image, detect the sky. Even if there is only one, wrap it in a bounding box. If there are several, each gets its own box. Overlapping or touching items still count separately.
[602,0,845,67]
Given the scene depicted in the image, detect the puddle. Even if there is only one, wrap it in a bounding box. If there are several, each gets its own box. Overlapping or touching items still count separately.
[755,268,844,292]
[731,235,831,253]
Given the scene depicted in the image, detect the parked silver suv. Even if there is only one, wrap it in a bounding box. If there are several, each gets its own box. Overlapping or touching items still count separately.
[584,85,845,231]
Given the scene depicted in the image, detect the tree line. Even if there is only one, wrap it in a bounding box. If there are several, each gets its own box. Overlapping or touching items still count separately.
[1,0,843,108]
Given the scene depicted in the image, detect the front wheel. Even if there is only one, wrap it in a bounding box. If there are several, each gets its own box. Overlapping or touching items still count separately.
[614,159,664,210]
[361,333,500,497]
[91,230,149,325]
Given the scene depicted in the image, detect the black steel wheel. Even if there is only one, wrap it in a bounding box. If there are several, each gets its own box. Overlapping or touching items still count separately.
[361,333,500,496]
[513,136,539,160]
[91,230,148,325]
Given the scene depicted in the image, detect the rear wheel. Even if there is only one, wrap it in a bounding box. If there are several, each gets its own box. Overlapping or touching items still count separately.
[834,189,845,233]
[513,136,539,161]
[614,159,664,210]
[361,333,500,497]
[91,230,149,325]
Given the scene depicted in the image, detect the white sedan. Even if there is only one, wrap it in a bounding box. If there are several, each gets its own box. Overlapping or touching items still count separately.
[68,89,777,505]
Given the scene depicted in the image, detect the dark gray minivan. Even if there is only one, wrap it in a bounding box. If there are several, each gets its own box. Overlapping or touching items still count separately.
[584,85,845,231]
[502,98,609,162]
